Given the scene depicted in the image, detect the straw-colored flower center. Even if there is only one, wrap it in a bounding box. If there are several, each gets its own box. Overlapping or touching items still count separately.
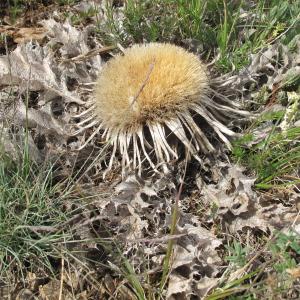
[94,43,208,129]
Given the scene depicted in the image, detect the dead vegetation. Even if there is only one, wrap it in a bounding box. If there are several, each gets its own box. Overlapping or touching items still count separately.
[0,1,299,299]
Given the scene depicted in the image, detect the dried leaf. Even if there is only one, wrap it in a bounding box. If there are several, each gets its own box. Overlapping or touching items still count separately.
[167,224,222,299]
[0,42,85,104]
[0,26,47,44]
[201,165,257,217]
[286,267,300,279]
[39,280,73,300]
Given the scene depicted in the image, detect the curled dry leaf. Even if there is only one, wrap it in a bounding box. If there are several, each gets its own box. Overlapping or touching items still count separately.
[12,99,65,134]
[0,42,83,104]
[41,19,102,82]
[220,35,300,105]
[200,164,257,217]
[0,94,66,163]
[0,19,104,164]
[247,41,300,91]
[198,163,299,234]
[167,225,222,299]
[42,19,89,58]
[105,174,223,299]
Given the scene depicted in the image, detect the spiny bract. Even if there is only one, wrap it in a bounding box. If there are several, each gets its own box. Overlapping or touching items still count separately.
[75,43,246,175]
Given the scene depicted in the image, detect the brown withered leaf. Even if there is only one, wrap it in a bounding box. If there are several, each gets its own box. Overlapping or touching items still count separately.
[0,26,47,44]
[39,279,73,300]
[286,267,300,279]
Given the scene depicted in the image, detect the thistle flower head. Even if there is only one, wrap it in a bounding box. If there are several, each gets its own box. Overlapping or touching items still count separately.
[75,43,247,175]
[94,43,208,130]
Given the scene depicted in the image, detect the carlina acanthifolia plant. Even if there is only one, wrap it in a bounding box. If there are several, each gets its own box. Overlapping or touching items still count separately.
[74,43,249,175]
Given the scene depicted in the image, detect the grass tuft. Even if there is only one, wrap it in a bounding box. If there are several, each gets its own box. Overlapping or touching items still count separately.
[0,140,80,284]
[102,0,299,71]
[232,109,300,189]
